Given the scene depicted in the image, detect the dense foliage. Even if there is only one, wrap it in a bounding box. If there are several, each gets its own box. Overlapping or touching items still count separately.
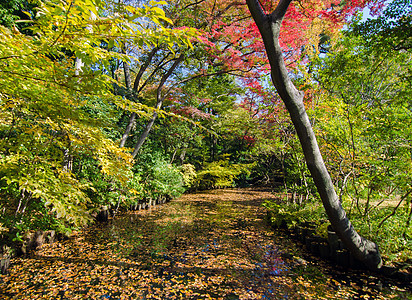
[0,0,196,240]
[0,0,410,267]
[264,0,412,264]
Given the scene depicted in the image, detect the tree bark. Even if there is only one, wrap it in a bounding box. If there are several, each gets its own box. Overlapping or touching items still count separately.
[133,47,159,93]
[131,54,184,158]
[246,0,382,270]
[119,112,136,148]
[119,47,158,148]
[119,46,134,148]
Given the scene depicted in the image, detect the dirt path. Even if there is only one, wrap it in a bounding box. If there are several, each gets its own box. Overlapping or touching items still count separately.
[0,189,409,299]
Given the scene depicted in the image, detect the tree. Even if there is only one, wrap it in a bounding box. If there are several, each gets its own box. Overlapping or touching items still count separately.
[0,0,195,233]
[309,9,412,256]
[117,0,267,155]
[0,0,34,28]
[246,0,383,270]
[354,0,411,51]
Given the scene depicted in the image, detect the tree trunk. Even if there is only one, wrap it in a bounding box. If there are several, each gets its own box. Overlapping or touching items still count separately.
[179,149,186,165]
[131,54,184,157]
[119,112,136,148]
[119,47,134,148]
[119,47,158,148]
[131,111,158,157]
[246,0,382,270]
[122,49,132,92]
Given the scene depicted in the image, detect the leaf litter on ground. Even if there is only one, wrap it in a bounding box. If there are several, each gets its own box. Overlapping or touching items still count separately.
[0,188,410,299]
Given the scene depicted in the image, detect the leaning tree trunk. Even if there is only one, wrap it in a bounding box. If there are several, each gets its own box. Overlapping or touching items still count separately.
[131,54,184,157]
[119,47,158,148]
[246,0,382,270]
[119,46,134,148]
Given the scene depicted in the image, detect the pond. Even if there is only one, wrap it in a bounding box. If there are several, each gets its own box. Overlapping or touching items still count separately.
[0,188,410,299]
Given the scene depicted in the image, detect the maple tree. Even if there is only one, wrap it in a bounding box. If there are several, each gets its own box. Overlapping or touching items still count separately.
[116,0,270,156]
[353,0,411,51]
[245,0,387,270]
[139,0,369,165]
[0,0,196,232]
[309,7,412,260]
[114,0,277,163]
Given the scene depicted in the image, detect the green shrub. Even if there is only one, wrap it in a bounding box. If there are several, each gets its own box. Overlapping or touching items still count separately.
[150,159,185,198]
[263,201,302,228]
[195,160,254,190]
[263,200,327,229]
[349,205,412,263]
[263,198,412,264]
[134,150,185,199]
[180,164,197,188]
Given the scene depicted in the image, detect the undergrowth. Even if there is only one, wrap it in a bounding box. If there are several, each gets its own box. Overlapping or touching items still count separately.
[264,199,412,265]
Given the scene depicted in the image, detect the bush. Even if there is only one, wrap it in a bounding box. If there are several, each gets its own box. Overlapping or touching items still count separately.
[180,164,197,188]
[134,150,185,200]
[149,159,185,199]
[195,160,254,190]
[349,205,412,263]
[263,198,412,264]
[263,199,327,229]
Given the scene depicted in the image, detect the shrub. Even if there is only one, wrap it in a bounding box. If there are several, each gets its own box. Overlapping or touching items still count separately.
[134,150,185,199]
[180,164,197,188]
[149,159,185,199]
[263,199,327,229]
[195,160,254,190]
[263,198,412,264]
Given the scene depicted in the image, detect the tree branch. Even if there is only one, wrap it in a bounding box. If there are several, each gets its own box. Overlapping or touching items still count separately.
[133,47,159,92]
[271,0,293,22]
